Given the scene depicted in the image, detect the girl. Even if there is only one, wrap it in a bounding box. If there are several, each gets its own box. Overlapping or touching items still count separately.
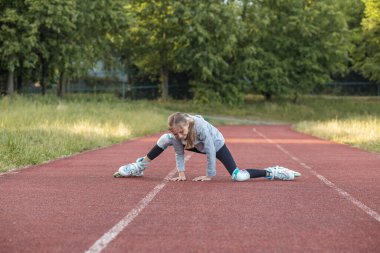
[113,112,301,182]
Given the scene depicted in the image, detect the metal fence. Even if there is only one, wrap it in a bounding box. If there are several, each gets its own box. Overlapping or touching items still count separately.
[7,80,380,97]
[313,82,379,96]
[21,81,190,99]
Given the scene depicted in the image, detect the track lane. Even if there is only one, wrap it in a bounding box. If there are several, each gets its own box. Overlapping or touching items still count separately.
[0,126,379,253]
[103,125,380,253]
[251,125,380,218]
[0,135,174,253]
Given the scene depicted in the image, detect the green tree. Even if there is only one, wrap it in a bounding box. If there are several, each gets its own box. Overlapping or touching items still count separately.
[355,0,380,83]
[124,0,187,100]
[335,0,364,82]
[25,0,80,95]
[54,0,128,97]
[247,0,351,100]
[0,1,38,95]
[124,1,244,104]
[1,0,128,97]
[177,1,243,105]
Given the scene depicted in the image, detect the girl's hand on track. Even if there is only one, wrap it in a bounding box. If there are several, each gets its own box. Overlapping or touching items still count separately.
[171,171,186,181]
[170,175,186,181]
[192,176,211,182]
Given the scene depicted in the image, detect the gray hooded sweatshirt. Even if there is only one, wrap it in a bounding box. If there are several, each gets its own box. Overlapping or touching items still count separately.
[157,115,225,177]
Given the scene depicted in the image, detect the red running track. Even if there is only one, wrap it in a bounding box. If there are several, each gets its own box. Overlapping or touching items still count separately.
[0,125,379,253]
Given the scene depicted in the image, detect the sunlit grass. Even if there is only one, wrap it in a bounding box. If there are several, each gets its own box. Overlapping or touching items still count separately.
[295,116,380,152]
[0,94,168,173]
[36,121,131,138]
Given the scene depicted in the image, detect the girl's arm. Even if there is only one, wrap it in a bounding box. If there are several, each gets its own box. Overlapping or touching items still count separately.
[201,128,217,178]
[171,140,186,181]
[192,124,216,182]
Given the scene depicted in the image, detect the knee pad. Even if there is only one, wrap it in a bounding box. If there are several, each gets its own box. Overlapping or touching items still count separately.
[157,133,175,149]
[231,169,250,182]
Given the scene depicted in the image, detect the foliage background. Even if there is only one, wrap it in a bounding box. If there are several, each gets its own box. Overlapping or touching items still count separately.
[1,0,378,103]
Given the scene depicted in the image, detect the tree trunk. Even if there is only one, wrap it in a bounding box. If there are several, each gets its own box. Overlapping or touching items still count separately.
[159,3,169,101]
[160,66,169,100]
[263,92,272,101]
[40,58,47,95]
[241,0,248,21]
[16,69,23,93]
[292,92,300,104]
[57,70,65,98]
[7,70,14,95]
[124,58,133,99]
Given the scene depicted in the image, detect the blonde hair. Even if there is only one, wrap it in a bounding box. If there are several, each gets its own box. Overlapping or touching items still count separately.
[168,112,196,149]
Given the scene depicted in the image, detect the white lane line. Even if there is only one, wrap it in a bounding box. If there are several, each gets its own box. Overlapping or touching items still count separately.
[0,171,19,177]
[85,154,193,253]
[253,128,380,223]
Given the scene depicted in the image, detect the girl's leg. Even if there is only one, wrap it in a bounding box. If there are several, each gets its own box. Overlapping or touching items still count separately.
[115,134,173,177]
[246,168,267,178]
[145,133,179,161]
[215,144,300,181]
[216,144,267,178]
[146,145,164,161]
[215,144,236,175]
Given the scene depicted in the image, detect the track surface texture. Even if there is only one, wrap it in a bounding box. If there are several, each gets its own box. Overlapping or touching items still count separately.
[1,125,379,253]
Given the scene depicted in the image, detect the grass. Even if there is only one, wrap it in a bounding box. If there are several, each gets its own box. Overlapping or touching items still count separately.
[295,116,380,153]
[160,95,380,123]
[0,94,169,173]
[1,93,379,173]
[160,95,380,152]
